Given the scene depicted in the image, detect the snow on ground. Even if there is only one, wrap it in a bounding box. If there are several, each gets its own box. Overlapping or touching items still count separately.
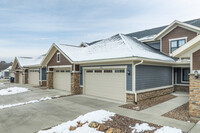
[0,96,54,109]
[38,110,115,133]
[0,87,29,95]
[131,123,182,133]
[155,126,182,133]
[131,123,155,132]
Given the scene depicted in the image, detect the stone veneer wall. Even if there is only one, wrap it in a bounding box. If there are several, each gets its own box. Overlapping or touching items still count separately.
[40,81,47,87]
[189,74,200,117]
[126,87,174,103]
[71,72,82,94]
[174,85,189,92]
[47,72,53,89]
[14,72,19,83]
[25,71,28,84]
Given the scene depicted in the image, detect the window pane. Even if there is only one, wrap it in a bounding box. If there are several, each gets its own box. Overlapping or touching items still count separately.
[178,39,186,47]
[182,68,190,81]
[171,41,178,47]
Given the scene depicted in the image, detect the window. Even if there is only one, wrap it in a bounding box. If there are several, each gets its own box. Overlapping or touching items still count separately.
[66,70,70,72]
[104,70,112,73]
[94,70,102,73]
[57,53,60,62]
[182,68,190,82]
[60,70,64,72]
[115,69,125,73]
[86,70,93,73]
[170,39,186,53]
[56,70,59,72]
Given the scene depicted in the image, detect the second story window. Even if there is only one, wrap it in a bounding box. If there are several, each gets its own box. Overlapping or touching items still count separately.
[57,53,60,63]
[170,38,186,53]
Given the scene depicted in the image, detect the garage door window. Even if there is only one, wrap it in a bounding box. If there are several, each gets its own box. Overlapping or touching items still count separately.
[61,70,64,72]
[56,70,59,72]
[66,70,70,72]
[104,70,112,73]
[86,70,93,73]
[95,70,102,73]
[115,70,125,73]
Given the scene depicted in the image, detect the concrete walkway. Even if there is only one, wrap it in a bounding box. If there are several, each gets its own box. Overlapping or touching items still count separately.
[188,121,200,133]
[141,94,189,116]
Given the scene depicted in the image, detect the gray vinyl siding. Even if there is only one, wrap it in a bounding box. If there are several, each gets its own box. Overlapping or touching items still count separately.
[175,67,189,85]
[136,65,172,91]
[42,67,46,80]
[80,64,132,91]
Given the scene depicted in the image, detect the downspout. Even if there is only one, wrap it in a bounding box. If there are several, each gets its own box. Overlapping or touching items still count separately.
[133,60,144,104]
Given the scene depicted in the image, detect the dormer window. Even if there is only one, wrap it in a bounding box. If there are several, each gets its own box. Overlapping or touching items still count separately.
[57,53,60,63]
[170,37,187,53]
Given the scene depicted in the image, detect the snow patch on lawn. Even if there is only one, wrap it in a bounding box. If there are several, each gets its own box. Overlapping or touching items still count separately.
[131,123,155,132]
[155,126,182,133]
[38,110,115,133]
[0,87,29,95]
[0,96,52,109]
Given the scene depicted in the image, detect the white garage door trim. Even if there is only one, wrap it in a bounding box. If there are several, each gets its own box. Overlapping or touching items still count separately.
[83,66,127,102]
[28,69,40,86]
[53,68,71,92]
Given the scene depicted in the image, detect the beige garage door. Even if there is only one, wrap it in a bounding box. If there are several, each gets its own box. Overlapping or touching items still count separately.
[53,68,71,92]
[19,72,23,84]
[28,69,39,86]
[84,69,126,102]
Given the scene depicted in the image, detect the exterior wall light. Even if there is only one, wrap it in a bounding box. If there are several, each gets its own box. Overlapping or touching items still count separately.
[194,70,199,79]
[127,70,131,76]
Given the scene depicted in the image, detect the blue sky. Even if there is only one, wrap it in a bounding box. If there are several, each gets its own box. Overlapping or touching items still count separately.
[0,0,200,62]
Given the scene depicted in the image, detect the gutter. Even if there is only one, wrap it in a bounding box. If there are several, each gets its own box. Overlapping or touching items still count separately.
[133,60,144,104]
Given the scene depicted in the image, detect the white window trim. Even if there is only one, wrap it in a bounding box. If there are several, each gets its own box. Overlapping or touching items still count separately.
[57,52,60,63]
[181,67,190,83]
[169,37,188,54]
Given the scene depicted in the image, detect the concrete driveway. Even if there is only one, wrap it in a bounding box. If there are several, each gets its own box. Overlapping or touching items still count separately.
[0,83,121,133]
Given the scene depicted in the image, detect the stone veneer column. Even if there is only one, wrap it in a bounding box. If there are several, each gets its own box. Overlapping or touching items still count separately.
[47,71,53,89]
[25,71,28,84]
[71,72,82,94]
[189,74,200,117]
[14,71,19,83]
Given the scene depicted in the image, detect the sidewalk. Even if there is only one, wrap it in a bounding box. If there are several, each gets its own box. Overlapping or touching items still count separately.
[188,121,200,133]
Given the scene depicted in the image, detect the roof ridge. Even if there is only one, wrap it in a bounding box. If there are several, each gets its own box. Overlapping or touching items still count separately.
[119,34,135,57]
[60,44,80,48]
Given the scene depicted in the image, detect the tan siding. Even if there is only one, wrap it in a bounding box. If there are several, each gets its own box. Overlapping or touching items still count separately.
[47,50,72,66]
[193,49,200,70]
[161,26,197,55]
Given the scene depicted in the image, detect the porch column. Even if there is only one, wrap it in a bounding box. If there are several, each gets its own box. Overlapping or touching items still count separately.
[14,71,19,83]
[47,70,53,89]
[189,74,200,117]
[71,72,82,94]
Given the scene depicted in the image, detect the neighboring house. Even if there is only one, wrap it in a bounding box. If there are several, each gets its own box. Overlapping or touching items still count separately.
[11,55,46,86]
[11,18,200,117]
[1,66,12,79]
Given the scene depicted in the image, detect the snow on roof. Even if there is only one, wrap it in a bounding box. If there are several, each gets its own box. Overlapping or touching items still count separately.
[2,66,12,72]
[17,54,46,67]
[56,34,175,62]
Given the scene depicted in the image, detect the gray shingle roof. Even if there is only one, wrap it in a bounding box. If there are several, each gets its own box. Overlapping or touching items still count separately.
[126,18,200,39]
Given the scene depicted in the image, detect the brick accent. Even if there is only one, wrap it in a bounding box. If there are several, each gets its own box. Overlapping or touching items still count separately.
[47,72,53,89]
[48,50,72,66]
[14,71,19,83]
[193,49,200,70]
[174,85,189,92]
[161,26,197,55]
[126,87,174,103]
[71,72,82,94]
[189,74,200,117]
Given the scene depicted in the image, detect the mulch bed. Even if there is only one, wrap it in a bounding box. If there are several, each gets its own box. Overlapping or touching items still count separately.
[162,102,198,124]
[104,114,162,133]
[120,94,176,111]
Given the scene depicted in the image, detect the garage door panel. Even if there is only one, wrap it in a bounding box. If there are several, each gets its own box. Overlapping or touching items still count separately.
[53,68,70,92]
[84,69,126,102]
[29,70,39,86]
